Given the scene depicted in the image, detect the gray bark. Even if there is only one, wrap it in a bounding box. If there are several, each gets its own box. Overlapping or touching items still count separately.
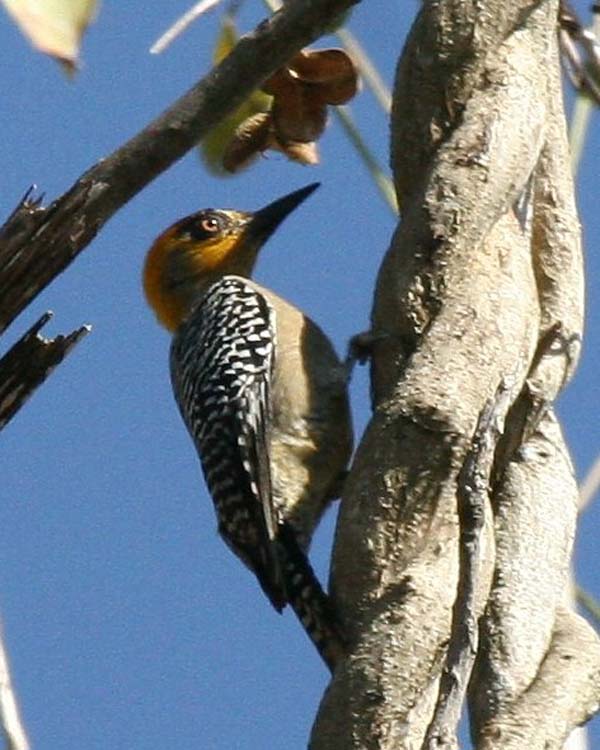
[311,1,600,748]
[0,312,89,432]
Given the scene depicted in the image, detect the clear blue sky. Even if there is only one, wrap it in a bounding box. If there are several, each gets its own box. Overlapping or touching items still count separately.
[1,2,599,748]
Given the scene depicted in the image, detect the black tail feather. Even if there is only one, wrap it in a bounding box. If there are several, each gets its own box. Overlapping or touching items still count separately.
[276,522,346,673]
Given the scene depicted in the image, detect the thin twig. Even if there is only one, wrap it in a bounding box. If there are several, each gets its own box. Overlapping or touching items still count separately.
[577,586,600,629]
[150,0,224,54]
[0,624,29,750]
[569,92,595,175]
[423,382,511,749]
[335,27,392,112]
[559,1,600,105]
[578,452,600,511]
[333,106,398,216]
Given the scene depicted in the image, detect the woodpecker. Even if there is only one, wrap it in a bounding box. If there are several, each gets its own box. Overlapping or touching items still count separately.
[143,183,352,671]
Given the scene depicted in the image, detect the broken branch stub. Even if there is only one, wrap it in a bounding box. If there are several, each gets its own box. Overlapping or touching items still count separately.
[0,313,89,432]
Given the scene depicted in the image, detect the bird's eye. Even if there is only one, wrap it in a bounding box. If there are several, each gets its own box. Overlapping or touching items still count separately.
[175,211,225,241]
[200,216,221,233]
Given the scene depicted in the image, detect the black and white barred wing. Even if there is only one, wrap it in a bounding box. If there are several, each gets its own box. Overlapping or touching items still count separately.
[169,277,285,609]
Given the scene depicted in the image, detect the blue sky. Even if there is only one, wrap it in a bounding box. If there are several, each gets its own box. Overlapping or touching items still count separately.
[1,2,599,748]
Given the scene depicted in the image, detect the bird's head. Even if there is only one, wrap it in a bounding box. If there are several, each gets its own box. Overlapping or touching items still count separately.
[143,183,319,331]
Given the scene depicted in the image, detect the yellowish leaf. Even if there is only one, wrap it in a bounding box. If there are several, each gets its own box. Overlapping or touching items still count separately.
[200,16,271,176]
[212,13,236,64]
[2,0,98,72]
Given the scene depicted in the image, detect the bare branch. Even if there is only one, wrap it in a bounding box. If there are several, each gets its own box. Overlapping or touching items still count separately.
[150,0,225,55]
[0,624,29,750]
[0,312,89,431]
[579,453,600,510]
[0,0,356,336]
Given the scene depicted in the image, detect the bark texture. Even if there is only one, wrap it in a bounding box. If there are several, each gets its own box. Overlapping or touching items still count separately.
[310,1,600,748]
[0,313,89,431]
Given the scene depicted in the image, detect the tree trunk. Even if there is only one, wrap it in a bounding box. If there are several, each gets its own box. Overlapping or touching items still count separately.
[311,1,600,748]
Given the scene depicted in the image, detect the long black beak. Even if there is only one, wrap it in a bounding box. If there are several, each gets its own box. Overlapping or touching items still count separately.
[248,183,320,240]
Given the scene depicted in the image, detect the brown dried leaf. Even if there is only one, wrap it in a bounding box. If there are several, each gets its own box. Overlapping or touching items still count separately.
[312,70,359,105]
[222,45,355,171]
[222,112,273,173]
[288,49,350,83]
[271,92,328,143]
[262,68,295,97]
[288,48,358,104]
[272,138,320,166]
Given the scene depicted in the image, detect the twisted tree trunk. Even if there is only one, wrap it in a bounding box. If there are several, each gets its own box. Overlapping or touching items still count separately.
[311,1,600,748]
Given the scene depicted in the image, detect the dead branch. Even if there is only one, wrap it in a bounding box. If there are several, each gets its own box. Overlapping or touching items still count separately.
[0,313,89,431]
[0,623,29,750]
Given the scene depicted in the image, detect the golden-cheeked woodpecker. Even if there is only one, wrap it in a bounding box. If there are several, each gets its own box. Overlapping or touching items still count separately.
[143,183,353,671]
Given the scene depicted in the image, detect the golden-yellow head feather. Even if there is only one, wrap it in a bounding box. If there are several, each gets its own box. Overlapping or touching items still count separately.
[143,183,319,331]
